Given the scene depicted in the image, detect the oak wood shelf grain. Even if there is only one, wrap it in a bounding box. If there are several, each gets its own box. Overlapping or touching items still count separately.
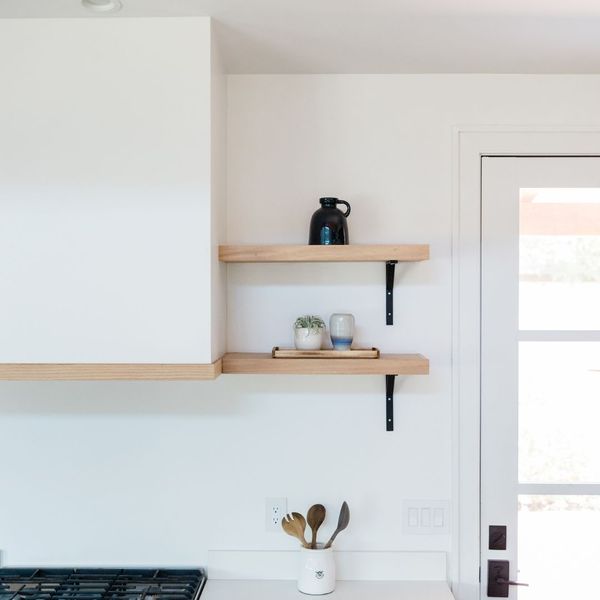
[221,353,429,375]
[0,360,222,381]
[219,244,429,263]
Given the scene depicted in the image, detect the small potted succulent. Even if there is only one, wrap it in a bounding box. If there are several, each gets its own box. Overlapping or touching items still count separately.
[294,315,326,350]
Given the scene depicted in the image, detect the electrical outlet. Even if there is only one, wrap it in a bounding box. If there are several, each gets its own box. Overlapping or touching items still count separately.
[265,497,287,532]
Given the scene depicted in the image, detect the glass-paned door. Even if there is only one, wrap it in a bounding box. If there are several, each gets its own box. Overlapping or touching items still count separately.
[481,157,600,599]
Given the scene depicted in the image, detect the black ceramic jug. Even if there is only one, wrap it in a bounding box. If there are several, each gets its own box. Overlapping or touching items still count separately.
[308,197,351,245]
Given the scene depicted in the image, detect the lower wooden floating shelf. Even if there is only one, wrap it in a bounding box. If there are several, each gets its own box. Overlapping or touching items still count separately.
[0,354,428,432]
[221,353,429,375]
[0,354,428,380]
[0,360,222,381]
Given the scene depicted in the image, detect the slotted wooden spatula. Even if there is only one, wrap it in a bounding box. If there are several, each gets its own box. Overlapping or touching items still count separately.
[282,512,310,548]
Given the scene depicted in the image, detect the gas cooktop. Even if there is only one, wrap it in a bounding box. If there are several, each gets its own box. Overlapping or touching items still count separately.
[0,569,206,600]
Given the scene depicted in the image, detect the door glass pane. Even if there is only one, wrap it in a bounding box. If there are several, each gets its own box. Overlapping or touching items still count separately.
[520,188,600,330]
[519,342,600,483]
[518,495,600,599]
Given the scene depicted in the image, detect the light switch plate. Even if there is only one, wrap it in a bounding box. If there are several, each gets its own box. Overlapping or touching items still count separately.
[401,500,450,535]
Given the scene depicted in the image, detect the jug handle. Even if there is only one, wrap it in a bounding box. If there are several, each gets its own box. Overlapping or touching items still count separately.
[337,199,351,217]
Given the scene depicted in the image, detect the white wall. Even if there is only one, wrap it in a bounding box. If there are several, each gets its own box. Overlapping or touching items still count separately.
[3,66,600,580]
[210,23,228,361]
[0,17,213,363]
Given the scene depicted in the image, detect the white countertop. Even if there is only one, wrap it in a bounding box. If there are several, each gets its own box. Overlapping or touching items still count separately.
[201,580,454,600]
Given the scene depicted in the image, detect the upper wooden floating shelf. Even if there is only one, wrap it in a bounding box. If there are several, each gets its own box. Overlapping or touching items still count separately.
[0,360,222,381]
[219,244,429,263]
[221,353,429,376]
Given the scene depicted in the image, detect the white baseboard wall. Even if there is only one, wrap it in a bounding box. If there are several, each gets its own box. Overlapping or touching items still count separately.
[207,550,447,581]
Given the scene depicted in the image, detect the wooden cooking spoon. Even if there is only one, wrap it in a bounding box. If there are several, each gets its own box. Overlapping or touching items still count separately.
[307,504,326,549]
[282,512,310,548]
[324,501,350,549]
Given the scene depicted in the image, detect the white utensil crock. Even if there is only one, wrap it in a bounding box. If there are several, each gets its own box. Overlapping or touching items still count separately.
[298,545,335,595]
[294,327,324,350]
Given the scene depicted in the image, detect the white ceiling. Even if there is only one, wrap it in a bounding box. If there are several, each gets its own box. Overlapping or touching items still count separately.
[2,0,600,73]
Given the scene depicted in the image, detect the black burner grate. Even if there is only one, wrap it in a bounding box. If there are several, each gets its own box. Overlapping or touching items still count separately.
[0,569,206,600]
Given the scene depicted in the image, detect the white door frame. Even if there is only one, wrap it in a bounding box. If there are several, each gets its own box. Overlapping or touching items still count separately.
[452,127,600,600]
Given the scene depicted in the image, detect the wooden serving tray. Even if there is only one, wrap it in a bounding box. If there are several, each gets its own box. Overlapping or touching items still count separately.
[272,347,380,359]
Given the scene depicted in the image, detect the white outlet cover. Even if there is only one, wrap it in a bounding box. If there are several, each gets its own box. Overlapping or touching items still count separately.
[401,500,450,535]
[265,497,287,532]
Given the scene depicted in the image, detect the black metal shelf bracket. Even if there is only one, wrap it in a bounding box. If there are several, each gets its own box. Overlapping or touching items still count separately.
[386,260,398,325]
[386,374,396,431]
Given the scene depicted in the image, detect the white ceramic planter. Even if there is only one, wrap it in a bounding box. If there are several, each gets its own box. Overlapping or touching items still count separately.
[294,327,324,350]
[298,545,336,595]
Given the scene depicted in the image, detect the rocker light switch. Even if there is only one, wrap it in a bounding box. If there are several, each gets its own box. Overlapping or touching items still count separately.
[408,508,419,527]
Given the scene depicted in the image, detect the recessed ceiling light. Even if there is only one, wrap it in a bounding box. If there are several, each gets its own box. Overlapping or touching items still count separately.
[81,0,123,13]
